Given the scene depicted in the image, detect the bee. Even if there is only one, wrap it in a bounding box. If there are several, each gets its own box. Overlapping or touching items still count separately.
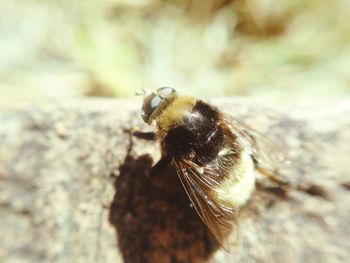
[134,87,287,250]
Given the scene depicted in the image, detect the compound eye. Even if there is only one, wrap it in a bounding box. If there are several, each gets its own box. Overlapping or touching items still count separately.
[150,95,161,109]
[141,93,161,123]
[157,87,175,98]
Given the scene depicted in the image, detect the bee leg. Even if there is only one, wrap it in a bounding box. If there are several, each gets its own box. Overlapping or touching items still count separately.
[257,167,290,187]
[149,156,171,177]
[255,181,288,199]
[133,131,156,141]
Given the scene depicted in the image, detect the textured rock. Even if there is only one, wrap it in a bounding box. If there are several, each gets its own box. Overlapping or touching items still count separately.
[0,98,349,263]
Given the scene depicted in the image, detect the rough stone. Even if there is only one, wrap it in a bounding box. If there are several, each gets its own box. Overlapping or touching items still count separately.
[0,98,349,263]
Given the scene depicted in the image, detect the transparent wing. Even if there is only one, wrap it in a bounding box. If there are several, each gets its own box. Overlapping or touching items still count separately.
[173,159,239,251]
[227,117,290,184]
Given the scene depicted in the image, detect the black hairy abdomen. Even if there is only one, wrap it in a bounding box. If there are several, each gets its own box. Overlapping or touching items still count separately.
[164,100,224,162]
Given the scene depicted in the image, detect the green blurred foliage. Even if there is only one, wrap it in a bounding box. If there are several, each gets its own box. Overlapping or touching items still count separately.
[0,0,349,108]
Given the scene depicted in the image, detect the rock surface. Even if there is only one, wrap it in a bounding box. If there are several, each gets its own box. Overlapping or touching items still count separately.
[0,98,349,263]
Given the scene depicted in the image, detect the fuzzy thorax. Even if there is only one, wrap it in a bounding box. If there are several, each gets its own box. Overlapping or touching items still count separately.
[155,96,196,141]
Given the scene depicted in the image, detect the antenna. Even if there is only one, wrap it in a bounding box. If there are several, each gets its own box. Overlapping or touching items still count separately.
[134,60,149,97]
[134,88,147,96]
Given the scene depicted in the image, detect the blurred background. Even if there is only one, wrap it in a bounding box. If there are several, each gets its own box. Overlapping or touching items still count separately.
[1,0,349,109]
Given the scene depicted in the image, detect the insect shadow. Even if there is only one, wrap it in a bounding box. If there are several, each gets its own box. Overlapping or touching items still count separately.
[108,154,220,263]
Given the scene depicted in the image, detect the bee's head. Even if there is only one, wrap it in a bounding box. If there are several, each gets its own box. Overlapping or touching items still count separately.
[141,87,177,124]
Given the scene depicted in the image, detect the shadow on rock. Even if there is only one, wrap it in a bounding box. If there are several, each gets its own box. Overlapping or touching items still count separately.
[109,155,219,263]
